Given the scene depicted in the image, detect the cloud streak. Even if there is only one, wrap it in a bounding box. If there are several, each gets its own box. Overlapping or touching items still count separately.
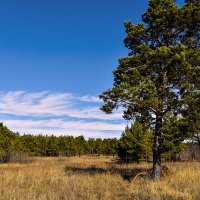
[2,118,125,138]
[0,91,126,138]
[0,91,122,120]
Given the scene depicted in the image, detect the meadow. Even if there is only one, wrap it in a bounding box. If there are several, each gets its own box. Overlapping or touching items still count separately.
[0,156,200,200]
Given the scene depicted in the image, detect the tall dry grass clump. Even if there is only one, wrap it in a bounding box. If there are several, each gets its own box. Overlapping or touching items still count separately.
[0,156,199,200]
[129,162,200,200]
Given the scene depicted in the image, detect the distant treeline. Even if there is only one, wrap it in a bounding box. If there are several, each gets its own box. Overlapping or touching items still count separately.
[0,122,199,163]
[0,123,118,158]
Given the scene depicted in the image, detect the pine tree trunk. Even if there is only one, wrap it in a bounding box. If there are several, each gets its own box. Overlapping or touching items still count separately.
[152,115,162,180]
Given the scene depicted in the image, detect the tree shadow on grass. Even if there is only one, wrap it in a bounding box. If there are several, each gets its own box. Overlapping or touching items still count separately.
[64,165,151,182]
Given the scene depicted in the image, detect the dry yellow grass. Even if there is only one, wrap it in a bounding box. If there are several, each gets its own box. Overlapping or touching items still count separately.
[0,156,200,200]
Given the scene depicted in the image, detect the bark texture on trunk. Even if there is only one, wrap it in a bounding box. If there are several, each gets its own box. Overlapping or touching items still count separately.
[152,115,162,180]
[152,70,168,180]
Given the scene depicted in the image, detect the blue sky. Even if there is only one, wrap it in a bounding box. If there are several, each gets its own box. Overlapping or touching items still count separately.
[0,0,184,138]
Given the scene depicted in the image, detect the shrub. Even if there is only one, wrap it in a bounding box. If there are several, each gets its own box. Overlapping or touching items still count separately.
[0,152,34,164]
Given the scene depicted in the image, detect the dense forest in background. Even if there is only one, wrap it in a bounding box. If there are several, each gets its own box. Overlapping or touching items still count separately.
[0,121,199,163]
[0,123,118,159]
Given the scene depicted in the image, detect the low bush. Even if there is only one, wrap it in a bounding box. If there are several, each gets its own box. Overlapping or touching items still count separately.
[0,152,34,163]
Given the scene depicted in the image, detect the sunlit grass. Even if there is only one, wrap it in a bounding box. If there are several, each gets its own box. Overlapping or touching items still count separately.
[0,156,199,200]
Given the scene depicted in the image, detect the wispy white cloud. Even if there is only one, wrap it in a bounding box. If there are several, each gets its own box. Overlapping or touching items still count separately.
[2,119,125,131]
[2,119,125,138]
[0,91,126,138]
[0,91,122,120]
[80,95,102,103]
[10,127,121,139]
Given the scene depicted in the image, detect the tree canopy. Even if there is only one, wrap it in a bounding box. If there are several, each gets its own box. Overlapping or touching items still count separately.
[118,121,152,163]
[100,0,200,180]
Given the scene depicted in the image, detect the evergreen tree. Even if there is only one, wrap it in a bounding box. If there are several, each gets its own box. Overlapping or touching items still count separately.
[103,138,118,157]
[181,104,200,146]
[20,134,39,155]
[94,138,104,155]
[36,135,48,156]
[118,122,152,163]
[162,116,189,161]
[46,135,59,156]
[0,123,17,156]
[100,0,200,179]
[87,137,96,154]
[74,136,86,157]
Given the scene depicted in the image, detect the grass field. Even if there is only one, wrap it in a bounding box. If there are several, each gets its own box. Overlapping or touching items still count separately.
[0,156,200,200]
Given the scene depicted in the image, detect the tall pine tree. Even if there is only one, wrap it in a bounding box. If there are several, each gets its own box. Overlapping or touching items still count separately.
[100,0,199,180]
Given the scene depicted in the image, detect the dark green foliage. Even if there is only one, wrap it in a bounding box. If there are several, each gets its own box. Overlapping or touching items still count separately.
[0,123,20,156]
[100,0,199,179]
[87,137,96,154]
[92,138,104,155]
[117,122,152,163]
[181,103,200,146]
[87,137,118,156]
[0,123,119,158]
[74,136,87,157]
[162,116,189,160]
[102,138,119,156]
[20,134,40,155]
[0,123,30,163]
